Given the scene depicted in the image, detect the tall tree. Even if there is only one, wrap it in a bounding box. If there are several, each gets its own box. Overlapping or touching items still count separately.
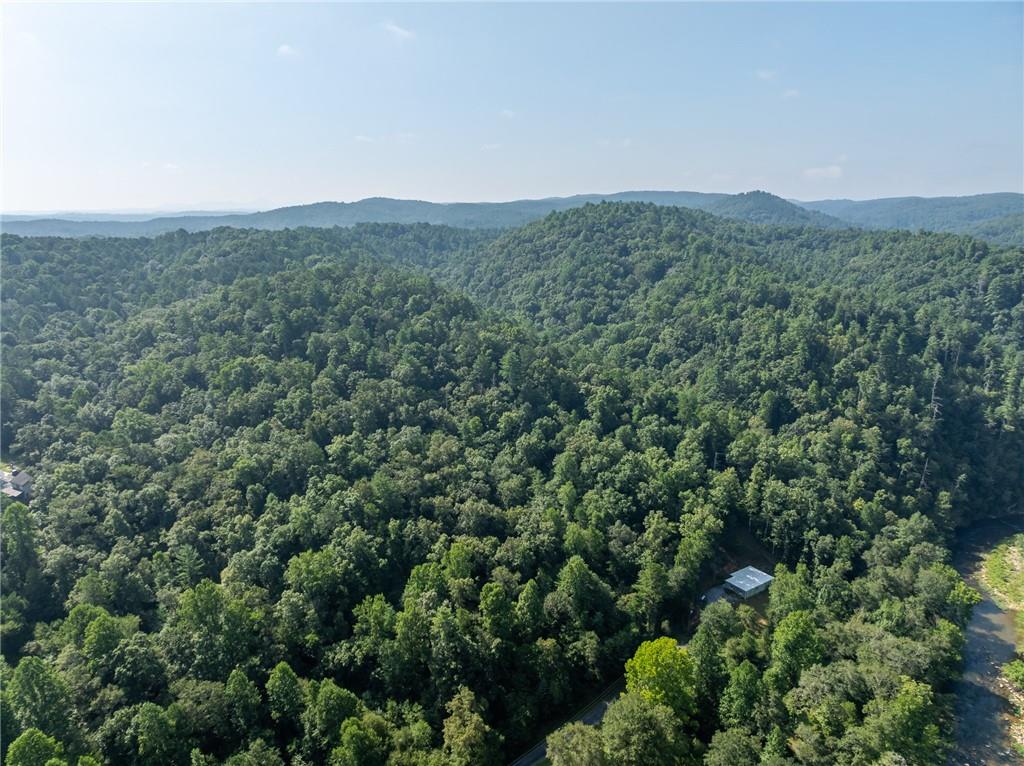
[441,687,500,766]
[624,637,697,725]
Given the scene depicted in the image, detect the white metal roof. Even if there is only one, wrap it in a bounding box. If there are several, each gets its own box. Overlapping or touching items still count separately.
[725,566,773,592]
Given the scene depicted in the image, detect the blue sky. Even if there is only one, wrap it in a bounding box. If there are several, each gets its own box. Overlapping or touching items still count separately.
[3,2,1021,212]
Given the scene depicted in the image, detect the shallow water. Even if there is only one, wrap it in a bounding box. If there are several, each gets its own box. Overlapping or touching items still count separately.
[949,518,1024,766]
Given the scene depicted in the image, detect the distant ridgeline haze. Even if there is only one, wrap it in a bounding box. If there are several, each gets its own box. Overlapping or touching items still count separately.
[3,189,1022,245]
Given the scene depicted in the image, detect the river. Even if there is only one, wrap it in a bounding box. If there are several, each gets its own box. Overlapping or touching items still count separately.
[508,520,1022,766]
[949,517,1024,765]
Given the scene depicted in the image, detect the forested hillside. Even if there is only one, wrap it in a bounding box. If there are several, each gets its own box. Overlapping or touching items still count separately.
[704,192,845,229]
[799,193,1024,246]
[2,205,1022,766]
[6,190,1020,244]
[963,212,1024,247]
[0,190,813,238]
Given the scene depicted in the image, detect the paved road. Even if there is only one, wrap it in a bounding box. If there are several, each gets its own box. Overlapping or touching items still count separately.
[949,518,1024,766]
[511,523,1024,766]
[508,677,626,766]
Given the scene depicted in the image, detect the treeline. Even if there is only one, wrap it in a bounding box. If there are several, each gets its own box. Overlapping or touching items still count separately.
[800,193,1024,246]
[1,203,1022,765]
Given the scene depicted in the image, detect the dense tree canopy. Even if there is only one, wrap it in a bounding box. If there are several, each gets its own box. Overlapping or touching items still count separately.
[1,202,1021,764]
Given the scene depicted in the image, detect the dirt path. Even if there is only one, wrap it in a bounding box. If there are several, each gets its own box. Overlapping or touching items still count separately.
[949,518,1024,766]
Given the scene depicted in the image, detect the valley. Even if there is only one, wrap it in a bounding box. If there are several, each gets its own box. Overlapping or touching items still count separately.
[3,2,1021,764]
[950,520,1024,765]
[2,202,1021,765]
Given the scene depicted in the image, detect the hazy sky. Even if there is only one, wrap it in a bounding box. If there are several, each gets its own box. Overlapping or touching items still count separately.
[3,2,1022,212]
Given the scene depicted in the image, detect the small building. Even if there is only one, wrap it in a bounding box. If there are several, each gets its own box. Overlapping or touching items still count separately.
[723,566,773,599]
[700,584,729,607]
[10,470,32,497]
[1,468,31,501]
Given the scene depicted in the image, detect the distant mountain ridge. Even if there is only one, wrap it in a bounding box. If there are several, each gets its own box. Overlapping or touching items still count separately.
[3,190,1021,243]
[0,191,842,237]
[705,190,846,229]
[795,192,1024,246]
[1,209,253,222]
[0,192,731,237]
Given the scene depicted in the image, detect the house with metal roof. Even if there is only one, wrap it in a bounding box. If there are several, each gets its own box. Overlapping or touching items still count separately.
[723,566,773,599]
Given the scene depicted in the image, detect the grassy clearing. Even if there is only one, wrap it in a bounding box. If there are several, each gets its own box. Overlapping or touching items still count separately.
[983,533,1024,612]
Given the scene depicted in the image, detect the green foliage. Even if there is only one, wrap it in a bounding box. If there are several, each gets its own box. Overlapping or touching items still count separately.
[963,211,1024,247]
[982,533,1024,610]
[801,192,1024,244]
[266,662,304,731]
[8,658,77,748]
[329,713,389,766]
[223,739,284,766]
[719,660,761,729]
[1004,659,1024,689]
[624,637,697,724]
[766,611,824,694]
[600,692,694,766]
[703,728,760,766]
[303,679,361,755]
[224,669,261,731]
[2,202,1019,763]
[161,580,260,681]
[689,600,741,725]
[546,721,607,766]
[707,190,846,229]
[844,678,944,765]
[10,191,1018,243]
[98,702,186,766]
[767,563,815,625]
[441,687,500,766]
[5,729,64,766]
